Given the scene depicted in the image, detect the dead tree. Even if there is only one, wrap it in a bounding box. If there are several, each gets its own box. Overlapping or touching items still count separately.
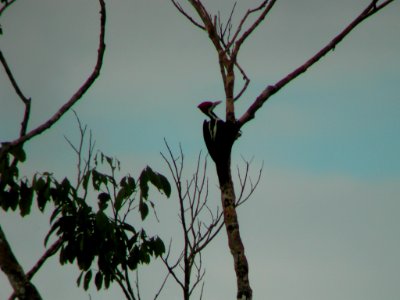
[171,0,396,299]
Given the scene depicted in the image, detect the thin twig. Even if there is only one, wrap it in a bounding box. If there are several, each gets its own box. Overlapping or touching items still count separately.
[199,281,205,300]
[232,0,277,58]
[222,2,237,42]
[170,0,205,30]
[227,0,270,50]
[134,269,141,300]
[153,272,170,300]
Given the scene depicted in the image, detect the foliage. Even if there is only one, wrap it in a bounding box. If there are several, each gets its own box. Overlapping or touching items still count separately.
[0,146,171,294]
[0,145,29,214]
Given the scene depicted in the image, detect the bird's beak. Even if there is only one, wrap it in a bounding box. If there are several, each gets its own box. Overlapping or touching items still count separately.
[212,100,222,108]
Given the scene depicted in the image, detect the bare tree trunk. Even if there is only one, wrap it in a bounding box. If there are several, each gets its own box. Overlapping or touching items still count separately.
[214,126,252,300]
[0,225,42,300]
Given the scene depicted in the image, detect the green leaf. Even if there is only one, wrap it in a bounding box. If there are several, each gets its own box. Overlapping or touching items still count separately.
[60,241,78,264]
[49,206,62,224]
[127,176,136,190]
[139,166,171,201]
[36,178,50,212]
[95,211,110,233]
[8,186,19,211]
[0,191,6,210]
[105,156,113,168]
[33,176,45,191]
[114,187,126,212]
[139,168,150,201]
[139,200,148,220]
[121,222,137,234]
[127,246,140,270]
[152,236,165,257]
[76,271,84,287]
[127,233,138,250]
[139,247,150,264]
[82,170,91,191]
[1,188,18,211]
[120,176,136,191]
[83,270,92,291]
[19,181,33,217]
[61,177,71,192]
[92,170,109,191]
[104,273,111,289]
[78,247,94,271]
[95,271,103,290]
[44,218,62,246]
[152,173,171,198]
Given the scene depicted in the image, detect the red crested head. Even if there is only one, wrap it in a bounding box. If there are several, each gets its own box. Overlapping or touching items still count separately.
[197,101,221,118]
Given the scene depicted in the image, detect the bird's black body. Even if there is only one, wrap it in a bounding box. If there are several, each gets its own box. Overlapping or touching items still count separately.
[198,101,241,175]
[202,119,222,163]
[202,119,239,163]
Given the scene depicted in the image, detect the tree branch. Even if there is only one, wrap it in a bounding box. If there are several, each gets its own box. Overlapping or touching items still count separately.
[170,0,205,30]
[0,0,107,159]
[233,60,250,101]
[0,51,31,137]
[238,0,395,126]
[8,238,63,300]
[27,238,63,280]
[0,0,17,16]
[0,225,42,300]
[0,51,30,104]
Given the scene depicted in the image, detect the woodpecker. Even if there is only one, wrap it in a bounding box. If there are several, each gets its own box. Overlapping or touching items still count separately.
[198,100,221,138]
[197,101,223,162]
[198,100,242,166]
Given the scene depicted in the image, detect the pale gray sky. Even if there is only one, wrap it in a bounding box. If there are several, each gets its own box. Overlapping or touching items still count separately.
[1,0,400,299]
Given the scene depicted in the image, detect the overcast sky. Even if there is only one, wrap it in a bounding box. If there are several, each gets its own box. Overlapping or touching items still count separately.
[1,0,400,299]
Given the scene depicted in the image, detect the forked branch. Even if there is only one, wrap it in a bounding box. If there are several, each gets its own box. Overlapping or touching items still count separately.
[238,0,395,125]
[236,158,263,207]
